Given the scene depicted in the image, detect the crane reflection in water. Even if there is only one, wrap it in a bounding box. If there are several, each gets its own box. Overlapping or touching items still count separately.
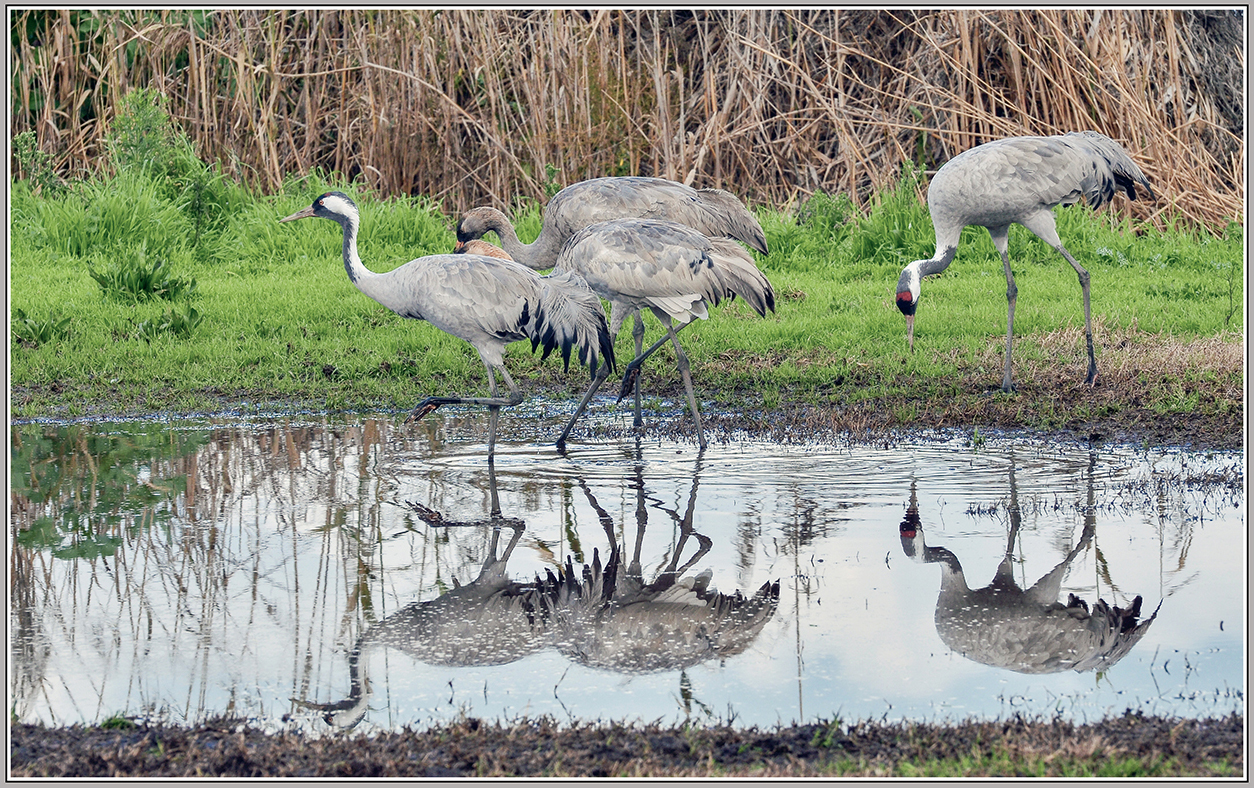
[897,453,1159,675]
[541,454,780,676]
[295,462,545,729]
[298,453,779,729]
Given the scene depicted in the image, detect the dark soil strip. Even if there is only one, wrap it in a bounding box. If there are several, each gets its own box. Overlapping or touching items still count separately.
[10,712,1243,778]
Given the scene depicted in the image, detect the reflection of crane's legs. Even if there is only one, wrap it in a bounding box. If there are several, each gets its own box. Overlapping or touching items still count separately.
[486,457,501,518]
[1023,525,1095,605]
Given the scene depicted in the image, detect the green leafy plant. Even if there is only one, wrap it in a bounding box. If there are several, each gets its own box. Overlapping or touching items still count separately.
[106,88,179,175]
[12,308,71,348]
[99,715,137,730]
[970,426,986,449]
[133,303,203,341]
[12,130,62,194]
[542,162,563,201]
[88,243,198,302]
[796,190,857,241]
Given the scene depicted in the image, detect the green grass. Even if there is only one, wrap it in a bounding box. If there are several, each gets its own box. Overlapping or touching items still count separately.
[9,160,1243,428]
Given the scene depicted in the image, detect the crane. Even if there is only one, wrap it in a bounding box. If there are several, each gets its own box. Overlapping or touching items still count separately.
[455,176,769,430]
[453,176,769,268]
[279,191,615,458]
[895,131,1154,392]
[898,475,1158,674]
[547,218,775,450]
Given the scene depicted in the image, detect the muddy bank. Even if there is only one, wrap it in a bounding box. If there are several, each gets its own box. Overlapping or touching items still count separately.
[9,712,1243,778]
[10,379,1243,454]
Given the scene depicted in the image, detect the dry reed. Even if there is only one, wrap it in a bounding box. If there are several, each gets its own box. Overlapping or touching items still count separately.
[10,9,1244,230]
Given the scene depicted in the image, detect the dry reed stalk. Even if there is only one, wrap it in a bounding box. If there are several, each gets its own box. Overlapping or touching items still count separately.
[9,10,1243,230]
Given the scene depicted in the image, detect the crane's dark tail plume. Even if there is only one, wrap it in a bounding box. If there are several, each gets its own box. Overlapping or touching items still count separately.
[530,270,616,380]
[1065,130,1155,206]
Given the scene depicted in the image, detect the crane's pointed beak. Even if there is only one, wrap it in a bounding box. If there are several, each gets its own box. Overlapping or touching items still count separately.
[905,314,915,353]
[279,206,316,223]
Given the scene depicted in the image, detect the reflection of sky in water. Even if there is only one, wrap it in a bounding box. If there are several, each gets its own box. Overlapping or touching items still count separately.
[9,415,1244,733]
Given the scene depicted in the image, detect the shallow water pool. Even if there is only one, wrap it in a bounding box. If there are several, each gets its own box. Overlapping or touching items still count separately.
[9,411,1245,734]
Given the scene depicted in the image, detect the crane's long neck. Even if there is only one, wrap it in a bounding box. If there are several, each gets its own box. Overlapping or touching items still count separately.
[482,210,561,271]
[907,241,958,282]
[897,235,959,302]
[903,534,969,599]
[336,212,405,314]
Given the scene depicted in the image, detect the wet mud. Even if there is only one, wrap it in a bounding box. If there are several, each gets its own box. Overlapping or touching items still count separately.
[10,711,1243,777]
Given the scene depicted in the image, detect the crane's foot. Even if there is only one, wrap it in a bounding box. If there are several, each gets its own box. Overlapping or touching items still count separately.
[405,396,456,424]
[616,366,642,404]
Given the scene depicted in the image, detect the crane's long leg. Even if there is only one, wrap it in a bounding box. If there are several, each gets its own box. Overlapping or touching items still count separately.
[631,311,646,428]
[667,324,708,449]
[1055,246,1097,385]
[990,226,1017,393]
[406,363,524,459]
[613,317,706,448]
[1022,211,1098,386]
[555,363,613,452]
[615,319,694,403]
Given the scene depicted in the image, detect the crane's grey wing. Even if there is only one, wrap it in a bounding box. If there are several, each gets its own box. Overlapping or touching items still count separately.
[409,255,613,375]
[929,134,1153,229]
[381,255,543,366]
[1061,131,1155,205]
[545,177,693,240]
[563,219,775,323]
[694,187,769,254]
[547,177,768,254]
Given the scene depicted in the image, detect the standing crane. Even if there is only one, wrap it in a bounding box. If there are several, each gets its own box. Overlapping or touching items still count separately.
[279,191,614,458]
[895,131,1154,392]
[455,176,769,429]
[547,218,775,450]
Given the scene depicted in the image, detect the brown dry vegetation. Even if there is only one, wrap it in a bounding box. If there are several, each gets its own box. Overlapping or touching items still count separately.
[11,9,1243,229]
[9,713,1244,778]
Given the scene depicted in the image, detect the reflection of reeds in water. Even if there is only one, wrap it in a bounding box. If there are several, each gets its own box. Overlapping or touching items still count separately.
[8,419,449,724]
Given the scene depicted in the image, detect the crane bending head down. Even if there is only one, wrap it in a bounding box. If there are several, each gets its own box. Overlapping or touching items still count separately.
[895,131,1153,391]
